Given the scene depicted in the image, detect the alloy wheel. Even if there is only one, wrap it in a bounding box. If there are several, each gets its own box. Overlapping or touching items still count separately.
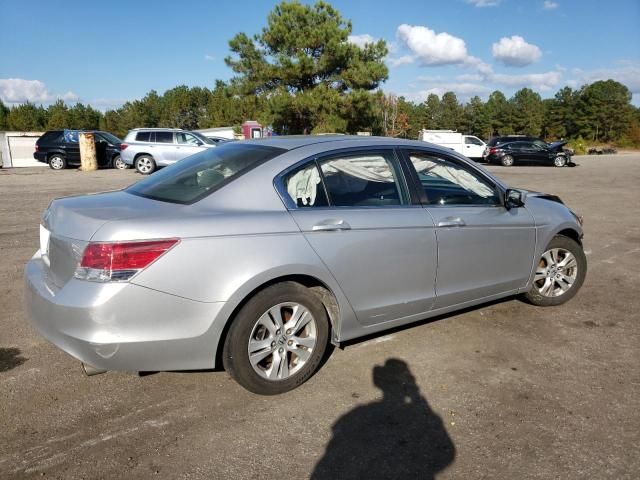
[136,157,153,174]
[534,248,578,297]
[247,302,317,381]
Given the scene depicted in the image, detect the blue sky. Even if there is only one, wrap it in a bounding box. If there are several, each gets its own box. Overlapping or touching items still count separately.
[1,0,639,109]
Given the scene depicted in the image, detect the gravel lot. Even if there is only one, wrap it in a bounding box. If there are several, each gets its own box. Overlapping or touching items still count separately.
[1,155,639,479]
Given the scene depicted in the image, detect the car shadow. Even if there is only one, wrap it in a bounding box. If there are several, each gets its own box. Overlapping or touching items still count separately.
[310,358,455,480]
[0,347,27,372]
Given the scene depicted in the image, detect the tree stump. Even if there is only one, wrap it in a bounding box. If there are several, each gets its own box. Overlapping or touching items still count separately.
[79,132,98,171]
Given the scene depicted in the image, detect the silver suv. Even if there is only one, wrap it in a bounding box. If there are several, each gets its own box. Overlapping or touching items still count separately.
[121,128,216,174]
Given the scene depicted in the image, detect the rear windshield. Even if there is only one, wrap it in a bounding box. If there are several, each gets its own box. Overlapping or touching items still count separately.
[126,142,284,204]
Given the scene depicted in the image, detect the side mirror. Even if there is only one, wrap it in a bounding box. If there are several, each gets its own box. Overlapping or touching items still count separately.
[505,189,525,209]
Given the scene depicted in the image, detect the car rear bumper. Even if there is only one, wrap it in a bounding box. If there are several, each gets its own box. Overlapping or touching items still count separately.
[33,152,48,163]
[24,251,226,372]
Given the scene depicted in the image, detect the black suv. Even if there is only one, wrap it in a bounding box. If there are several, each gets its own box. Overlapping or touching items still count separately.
[484,136,572,167]
[34,130,125,170]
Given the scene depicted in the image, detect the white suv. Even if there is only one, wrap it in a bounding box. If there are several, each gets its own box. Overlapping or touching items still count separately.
[121,128,217,174]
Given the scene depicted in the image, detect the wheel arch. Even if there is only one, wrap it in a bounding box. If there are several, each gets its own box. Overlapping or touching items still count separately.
[556,227,582,246]
[214,273,342,370]
[134,152,154,161]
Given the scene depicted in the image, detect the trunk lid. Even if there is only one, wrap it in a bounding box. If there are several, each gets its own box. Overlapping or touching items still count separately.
[40,190,181,287]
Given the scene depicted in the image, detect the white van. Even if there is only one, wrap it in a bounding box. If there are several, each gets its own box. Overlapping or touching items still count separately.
[418,130,486,160]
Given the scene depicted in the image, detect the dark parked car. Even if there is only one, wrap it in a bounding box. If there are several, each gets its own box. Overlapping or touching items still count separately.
[484,138,572,167]
[34,130,126,170]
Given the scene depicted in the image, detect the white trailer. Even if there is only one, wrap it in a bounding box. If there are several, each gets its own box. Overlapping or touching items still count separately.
[418,129,486,160]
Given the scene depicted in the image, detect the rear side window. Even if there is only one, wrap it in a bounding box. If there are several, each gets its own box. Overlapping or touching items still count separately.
[135,131,151,142]
[319,152,407,207]
[155,131,174,143]
[39,131,63,144]
[127,143,284,204]
[285,151,408,208]
[285,163,329,208]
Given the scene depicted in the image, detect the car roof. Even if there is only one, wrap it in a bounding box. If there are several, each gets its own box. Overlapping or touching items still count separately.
[240,135,453,151]
[129,128,185,132]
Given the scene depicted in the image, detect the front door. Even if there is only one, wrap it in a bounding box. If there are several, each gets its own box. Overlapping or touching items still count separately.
[283,148,438,326]
[175,132,206,161]
[402,149,536,308]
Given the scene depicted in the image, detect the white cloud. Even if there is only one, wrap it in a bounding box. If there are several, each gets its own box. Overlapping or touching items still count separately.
[0,78,78,104]
[543,1,559,9]
[568,65,640,94]
[204,54,215,61]
[388,55,416,67]
[491,71,562,90]
[348,34,376,48]
[492,36,542,67]
[467,0,501,7]
[396,24,469,66]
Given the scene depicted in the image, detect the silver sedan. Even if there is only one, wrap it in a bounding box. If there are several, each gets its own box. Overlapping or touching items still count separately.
[24,136,587,394]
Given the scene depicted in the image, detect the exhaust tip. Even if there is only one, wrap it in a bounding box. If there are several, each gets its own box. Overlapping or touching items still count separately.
[82,363,107,376]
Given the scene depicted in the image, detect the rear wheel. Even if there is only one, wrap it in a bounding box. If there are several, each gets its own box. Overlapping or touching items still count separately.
[112,154,127,170]
[48,154,66,170]
[501,154,514,167]
[553,155,567,167]
[523,235,586,306]
[223,282,329,395]
[135,155,156,175]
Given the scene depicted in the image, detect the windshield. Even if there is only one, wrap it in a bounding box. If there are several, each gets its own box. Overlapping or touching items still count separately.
[97,132,122,144]
[126,142,285,204]
[191,131,215,145]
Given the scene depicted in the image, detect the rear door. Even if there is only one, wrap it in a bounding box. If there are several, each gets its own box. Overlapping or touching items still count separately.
[283,148,438,326]
[152,131,176,164]
[401,149,536,308]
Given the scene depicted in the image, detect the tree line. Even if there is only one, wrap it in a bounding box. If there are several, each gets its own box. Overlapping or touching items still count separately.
[1,1,638,150]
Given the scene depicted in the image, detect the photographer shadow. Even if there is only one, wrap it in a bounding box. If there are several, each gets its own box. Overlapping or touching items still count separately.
[311,358,455,480]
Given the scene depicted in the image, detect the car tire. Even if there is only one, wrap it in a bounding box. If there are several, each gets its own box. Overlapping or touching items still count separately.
[135,155,156,175]
[223,281,330,395]
[112,155,128,170]
[501,155,514,167]
[48,154,66,170]
[523,235,587,307]
[553,155,567,167]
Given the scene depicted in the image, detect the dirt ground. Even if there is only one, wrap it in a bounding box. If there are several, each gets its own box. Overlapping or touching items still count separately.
[1,155,638,479]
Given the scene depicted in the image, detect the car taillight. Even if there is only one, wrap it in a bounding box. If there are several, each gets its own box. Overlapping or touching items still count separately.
[489,147,498,154]
[74,239,179,282]
[120,143,128,151]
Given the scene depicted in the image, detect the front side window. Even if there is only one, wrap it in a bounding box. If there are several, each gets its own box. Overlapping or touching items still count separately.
[127,143,284,204]
[407,152,499,206]
[176,133,201,145]
[155,131,174,144]
[465,136,483,146]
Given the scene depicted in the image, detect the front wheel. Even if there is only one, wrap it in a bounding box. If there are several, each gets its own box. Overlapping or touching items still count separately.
[553,155,567,167]
[223,282,329,395]
[523,235,587,306]
[501,154,514,167]
[135,155,156,175]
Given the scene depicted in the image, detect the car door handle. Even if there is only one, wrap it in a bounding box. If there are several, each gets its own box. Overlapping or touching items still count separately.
[437,217,466,227]
[312,219,351,231]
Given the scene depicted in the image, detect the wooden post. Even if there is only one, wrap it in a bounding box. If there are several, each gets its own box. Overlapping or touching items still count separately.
[79,132,98,171]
